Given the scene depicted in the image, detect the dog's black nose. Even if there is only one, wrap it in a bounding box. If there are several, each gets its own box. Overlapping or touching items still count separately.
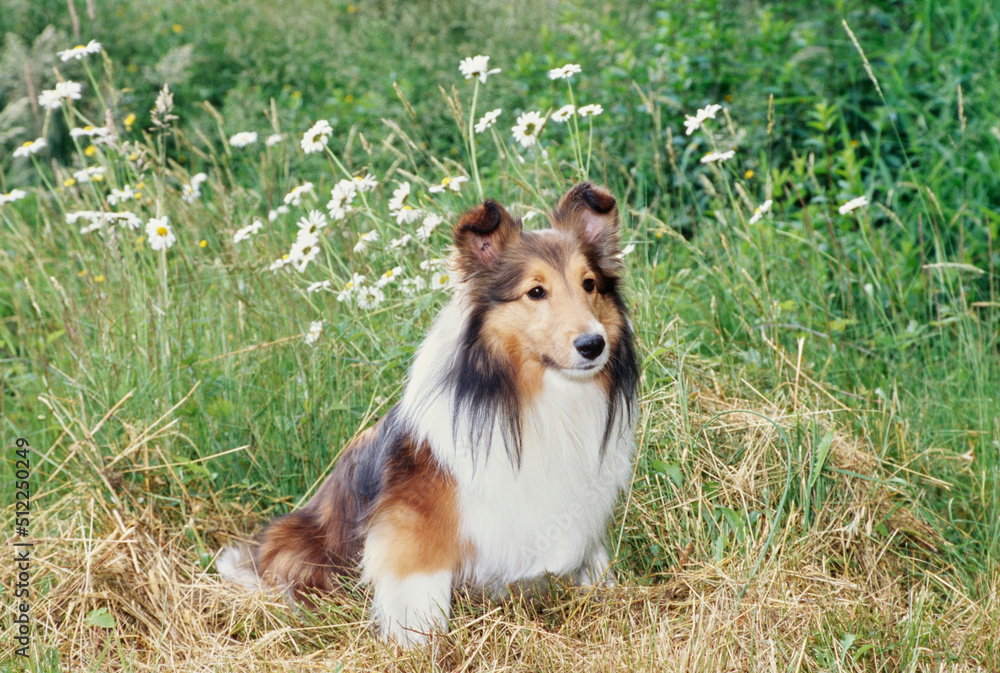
[574,333,606,360]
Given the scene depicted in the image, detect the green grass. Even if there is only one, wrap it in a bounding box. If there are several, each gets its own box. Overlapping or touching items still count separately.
[1,0,998,670]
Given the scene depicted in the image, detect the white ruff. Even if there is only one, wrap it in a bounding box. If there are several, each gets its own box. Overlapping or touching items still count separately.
[400,294,634,588]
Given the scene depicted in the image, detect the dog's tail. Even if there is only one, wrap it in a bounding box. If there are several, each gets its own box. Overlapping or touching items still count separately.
[216,543,264,590]
[216,417,390,600]
[216,500,360,602]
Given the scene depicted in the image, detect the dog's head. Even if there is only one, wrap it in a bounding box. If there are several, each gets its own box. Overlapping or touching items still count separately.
[451,183,627,384]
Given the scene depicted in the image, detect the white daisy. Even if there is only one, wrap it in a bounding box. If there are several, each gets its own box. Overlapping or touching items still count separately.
[181,172,208,204]
[577,103,604,117]
[268,255,292,272]
[355,285,386,310]
[13,138,47,158]
[400,276,427,297]
[305,320,323,345]
[548,63,582,80]
[388,182,412,211]
[430,270,453,290]
[415,213,443,242]
[70,125,111,143]
[510,110,545,147]
[289,232,321,272]
[459,55,501,84]
[229,131,258,148]
[57,40,102,61]
[80,219,105,234]
[394,207,421,225]
[748,199,773,225]
[265,133,283,147]
[419,257,446,271]
[551,105,576,123]
[428,176,469,193]
[353,230,379,254]
[475,108,503,134]
[300,119,332,154]
[38,81,83,110]
[233,220,263,243]
[700,150,735,164]
[620,243,636,258]
[0,189,27,206]
[73,166,107,182]
[375,266,403,288]
[511,111,545,148]
[353,174,379,192]
[268,205,290,222]
[683,103,724,136]
[66,210,100,225]
[838,195,869,215]
[389,234,413,249]
[110,211,142,230]
[107,185,135,205]
[337,272,367,303]
[297,209,328,235]
[146,216,176,250]
[283,182,315,206]
[307,280,333,293]
[327,179,357,220]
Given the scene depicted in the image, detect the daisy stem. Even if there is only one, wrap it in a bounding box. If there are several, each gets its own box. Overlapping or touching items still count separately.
[468,80,483,200]
[586,118,594,178]
[323,145,352,182]
[82,59,107,112]
[566,81,584,177]
[29,155,66,213]
[492,133,548,207]
[158,245,171,392]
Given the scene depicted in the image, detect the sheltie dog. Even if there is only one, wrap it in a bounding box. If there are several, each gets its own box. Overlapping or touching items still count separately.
[218,182,639,646]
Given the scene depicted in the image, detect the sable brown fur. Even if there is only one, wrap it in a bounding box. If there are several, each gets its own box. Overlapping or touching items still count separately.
[248,406,462,602]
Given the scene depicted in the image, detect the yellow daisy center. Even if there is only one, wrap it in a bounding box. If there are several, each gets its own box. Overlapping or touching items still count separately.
[156,227,167,236]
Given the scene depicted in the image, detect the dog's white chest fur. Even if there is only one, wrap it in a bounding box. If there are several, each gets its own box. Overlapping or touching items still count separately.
[453,371,633,585]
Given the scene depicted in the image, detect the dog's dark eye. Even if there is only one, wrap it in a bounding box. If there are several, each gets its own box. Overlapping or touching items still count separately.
[582,278,596,293]
[527,286,547,300]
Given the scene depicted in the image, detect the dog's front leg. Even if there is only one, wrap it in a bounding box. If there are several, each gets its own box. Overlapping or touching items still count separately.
[368,567,453,647]
[574,541,616,587]
[361,501,459,647]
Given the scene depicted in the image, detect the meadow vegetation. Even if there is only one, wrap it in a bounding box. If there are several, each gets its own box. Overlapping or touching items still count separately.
[1,0,998,670]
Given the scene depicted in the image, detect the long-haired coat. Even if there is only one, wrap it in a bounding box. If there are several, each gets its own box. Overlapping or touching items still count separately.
[218,182,639,646]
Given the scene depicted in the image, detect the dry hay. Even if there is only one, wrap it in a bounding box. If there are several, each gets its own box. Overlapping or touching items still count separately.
[2,359,997,671]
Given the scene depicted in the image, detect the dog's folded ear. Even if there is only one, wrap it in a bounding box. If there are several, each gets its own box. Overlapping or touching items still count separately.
[452,199,522,275]
[552,183,621,258]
